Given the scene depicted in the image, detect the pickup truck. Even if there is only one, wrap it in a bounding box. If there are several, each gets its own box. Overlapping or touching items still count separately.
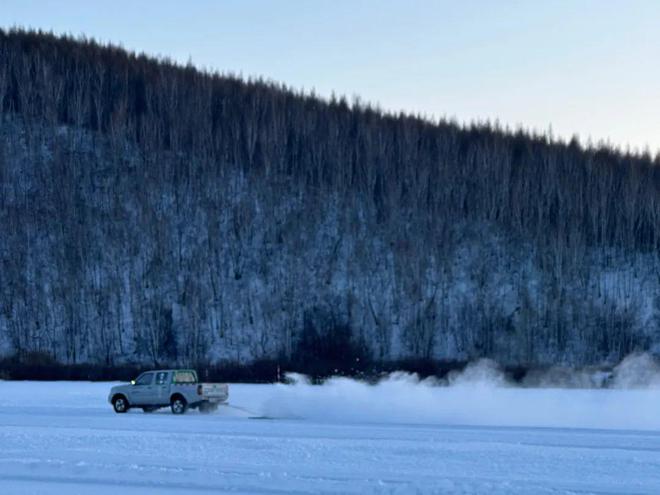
[108,369,228,414]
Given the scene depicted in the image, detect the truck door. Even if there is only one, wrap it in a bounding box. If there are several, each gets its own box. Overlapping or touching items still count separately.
[154,371,170,405]
[130,372,156,405]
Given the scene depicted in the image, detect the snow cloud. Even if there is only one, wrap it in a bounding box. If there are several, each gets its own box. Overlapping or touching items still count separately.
[259,354,660,430]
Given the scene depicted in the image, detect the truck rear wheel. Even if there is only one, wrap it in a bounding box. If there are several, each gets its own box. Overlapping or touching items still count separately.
[170,396,187,415]
[112,395,129,413]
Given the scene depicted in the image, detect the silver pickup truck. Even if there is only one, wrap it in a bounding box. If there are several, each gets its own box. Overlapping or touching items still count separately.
[108,369,228,414]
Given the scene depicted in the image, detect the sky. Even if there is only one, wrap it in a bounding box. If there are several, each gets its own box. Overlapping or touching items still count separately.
[1,0,659,153]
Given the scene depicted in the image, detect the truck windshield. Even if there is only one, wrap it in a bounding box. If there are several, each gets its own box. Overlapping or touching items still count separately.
[135,373,154,385]
[173,371,197,384]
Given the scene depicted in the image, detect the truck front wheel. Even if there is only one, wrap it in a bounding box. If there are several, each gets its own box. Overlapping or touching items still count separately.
[113,395,129,413]
[170,396,187,415]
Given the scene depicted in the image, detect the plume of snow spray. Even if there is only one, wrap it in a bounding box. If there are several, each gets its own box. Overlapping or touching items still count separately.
[259,354,660,430]
[610,353,660,388]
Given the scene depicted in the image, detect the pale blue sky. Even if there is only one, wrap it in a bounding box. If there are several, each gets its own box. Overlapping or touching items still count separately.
[2,1,659,152]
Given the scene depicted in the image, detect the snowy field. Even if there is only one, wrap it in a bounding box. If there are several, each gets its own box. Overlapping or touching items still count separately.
[2,375,660,494]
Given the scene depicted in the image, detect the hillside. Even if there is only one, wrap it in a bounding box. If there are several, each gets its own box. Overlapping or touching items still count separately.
[1,28,660,376]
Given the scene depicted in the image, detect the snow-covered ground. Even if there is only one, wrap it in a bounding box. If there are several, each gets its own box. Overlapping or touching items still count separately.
[2,375,660,494]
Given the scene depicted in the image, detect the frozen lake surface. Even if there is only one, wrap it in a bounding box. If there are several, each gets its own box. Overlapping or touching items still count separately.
[1,378,660,494]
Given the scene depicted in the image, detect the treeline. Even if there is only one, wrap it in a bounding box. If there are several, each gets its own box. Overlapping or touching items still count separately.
[1,28,659,375]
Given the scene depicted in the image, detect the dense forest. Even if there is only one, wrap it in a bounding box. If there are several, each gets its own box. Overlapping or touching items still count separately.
[1,29,660,377]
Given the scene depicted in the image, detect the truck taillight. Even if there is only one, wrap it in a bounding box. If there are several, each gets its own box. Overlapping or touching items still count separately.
[197,384,203,395]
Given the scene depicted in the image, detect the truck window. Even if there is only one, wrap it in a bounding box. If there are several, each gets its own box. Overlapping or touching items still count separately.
[155,372,169,385]
[135,372,154,386]
[173,371,197,384]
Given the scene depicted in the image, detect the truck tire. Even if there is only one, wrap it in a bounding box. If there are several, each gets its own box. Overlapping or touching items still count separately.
[112,395,129,413]
[170,395,187,415]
